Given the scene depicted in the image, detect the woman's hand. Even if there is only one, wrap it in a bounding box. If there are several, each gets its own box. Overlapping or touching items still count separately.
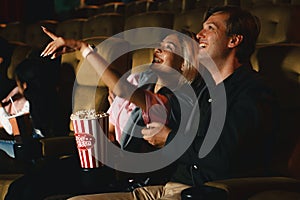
[141,122,171,148]
[40,26,87,59]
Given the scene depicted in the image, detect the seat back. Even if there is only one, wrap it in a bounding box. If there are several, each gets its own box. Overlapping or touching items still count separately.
[157,0,197,13]
[98,2,126,14]
[7,42,33,80]
[71,5,101,18]
[82,13,125,38]
[24,20,58,49]
[173,8,207,34]
[252,44,300,177]
[71,36,131,114]
[56,18,87,40]
[250,5,300,45]
[125,0,158,18]
[0,22,26,43]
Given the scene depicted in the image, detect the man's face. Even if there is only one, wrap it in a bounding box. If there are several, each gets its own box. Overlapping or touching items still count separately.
[196,12,231,62]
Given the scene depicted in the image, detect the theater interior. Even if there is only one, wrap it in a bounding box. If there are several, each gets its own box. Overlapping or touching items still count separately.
[0,0,299,199]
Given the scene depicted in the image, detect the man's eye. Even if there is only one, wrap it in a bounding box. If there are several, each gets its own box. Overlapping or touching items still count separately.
[208,25,214,30]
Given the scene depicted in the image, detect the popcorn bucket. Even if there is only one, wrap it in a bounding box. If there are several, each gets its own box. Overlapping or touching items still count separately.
[71,110,109,169]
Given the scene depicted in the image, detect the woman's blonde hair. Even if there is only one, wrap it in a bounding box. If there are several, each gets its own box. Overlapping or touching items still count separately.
[176,30,199,85]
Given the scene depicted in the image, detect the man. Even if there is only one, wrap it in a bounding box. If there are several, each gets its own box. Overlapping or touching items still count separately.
[67,5,278,200]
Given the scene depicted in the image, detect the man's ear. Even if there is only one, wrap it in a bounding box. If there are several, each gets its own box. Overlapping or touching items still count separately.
[228,34,243,48]
[0,57,3,64]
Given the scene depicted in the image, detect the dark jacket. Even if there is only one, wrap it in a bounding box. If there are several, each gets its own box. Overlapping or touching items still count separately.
[170,63,279,186]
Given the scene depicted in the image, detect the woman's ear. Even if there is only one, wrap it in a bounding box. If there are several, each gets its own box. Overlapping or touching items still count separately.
[228,34,243,48]
[22,82,27,90]
[181,63,186,72]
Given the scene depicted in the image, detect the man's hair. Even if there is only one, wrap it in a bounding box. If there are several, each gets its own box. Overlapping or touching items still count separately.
[204,6,261,63]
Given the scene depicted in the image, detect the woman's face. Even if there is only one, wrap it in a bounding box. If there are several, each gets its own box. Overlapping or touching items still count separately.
[151,34,184,75]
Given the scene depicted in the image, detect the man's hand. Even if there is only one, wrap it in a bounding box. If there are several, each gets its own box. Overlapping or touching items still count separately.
[2,86,20,104]
[141,122,171,148]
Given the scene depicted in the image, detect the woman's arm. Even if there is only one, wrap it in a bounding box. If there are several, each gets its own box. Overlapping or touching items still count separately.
[40,27,147,110]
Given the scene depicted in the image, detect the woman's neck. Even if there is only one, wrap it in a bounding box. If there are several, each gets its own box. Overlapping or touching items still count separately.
[155,76,180,93]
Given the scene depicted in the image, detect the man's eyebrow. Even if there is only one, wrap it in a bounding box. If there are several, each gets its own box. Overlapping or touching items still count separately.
[203,21,218,27]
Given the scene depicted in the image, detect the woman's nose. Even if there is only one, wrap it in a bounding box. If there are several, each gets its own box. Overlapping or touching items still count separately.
[154,48,162,53]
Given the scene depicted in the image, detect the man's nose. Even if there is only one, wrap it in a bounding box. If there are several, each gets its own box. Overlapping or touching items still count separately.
[196,29,205,41]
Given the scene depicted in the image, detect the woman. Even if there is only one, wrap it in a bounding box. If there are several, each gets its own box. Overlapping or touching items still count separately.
[41,27,200,152]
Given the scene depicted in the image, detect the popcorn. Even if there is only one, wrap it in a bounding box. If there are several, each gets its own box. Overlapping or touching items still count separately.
[70,109,109,120]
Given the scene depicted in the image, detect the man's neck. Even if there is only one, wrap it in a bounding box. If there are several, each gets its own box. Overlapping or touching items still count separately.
[212,57,242,85]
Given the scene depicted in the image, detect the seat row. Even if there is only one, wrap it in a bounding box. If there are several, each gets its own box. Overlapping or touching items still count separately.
[77,0,300,19]
[1,3,300,50]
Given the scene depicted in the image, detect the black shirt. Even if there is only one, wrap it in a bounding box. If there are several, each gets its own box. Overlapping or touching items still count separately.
[170,63,279,186]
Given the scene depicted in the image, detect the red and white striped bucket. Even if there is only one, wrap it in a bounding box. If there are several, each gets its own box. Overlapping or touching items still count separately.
[72,114,109,168]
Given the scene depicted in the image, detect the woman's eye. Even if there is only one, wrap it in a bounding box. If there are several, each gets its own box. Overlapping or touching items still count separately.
[165,44,174,52]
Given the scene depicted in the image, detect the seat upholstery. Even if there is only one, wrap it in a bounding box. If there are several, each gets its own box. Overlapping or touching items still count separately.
[249,5,300,44]
[81,13,125,38]
[173,8,207,34]
[125,0,159,18]
[24,20,58,49]
[0,174,23,200]
[71,5,101,19]
[55,18,87,40]
[0,22,26,43]
[241,0,293,9]
[71,36,131,115]
[7,42,33,79]
[98,2,126,14]
[157,0,196,13]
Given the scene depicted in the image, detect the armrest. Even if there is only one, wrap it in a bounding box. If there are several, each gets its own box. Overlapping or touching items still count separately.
[204,177,300,200]
[38,136,77,158]
[181,185,227,200]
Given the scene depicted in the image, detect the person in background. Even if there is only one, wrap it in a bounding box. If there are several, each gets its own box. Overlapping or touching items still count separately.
[0,37,16,104]
[12,54,69,138]
[67,5,279,200]
[0,52,69,159]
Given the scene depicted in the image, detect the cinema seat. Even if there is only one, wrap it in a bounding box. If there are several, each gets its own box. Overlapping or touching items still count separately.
[157,0,196,13]
[173,8,207,34]
[24,20,58,49]
[125,0,159,17]
[81,13,124,38]
[55,18,87,40]
[0,22,26,43]
[249,5,300,45]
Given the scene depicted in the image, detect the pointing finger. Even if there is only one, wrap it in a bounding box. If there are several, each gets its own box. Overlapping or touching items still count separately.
[41,26,58,40]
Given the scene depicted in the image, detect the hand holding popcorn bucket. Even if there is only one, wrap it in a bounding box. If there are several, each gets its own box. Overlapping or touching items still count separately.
[71,109,109,168]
